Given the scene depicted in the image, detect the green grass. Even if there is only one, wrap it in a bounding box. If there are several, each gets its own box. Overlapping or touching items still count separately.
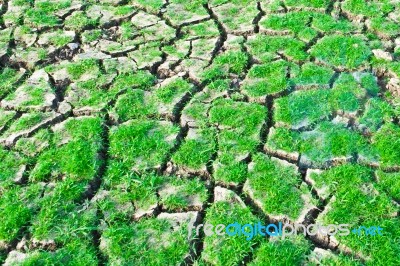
[203,51,249,81]
[0,185,42,243]
[64,60,143,111]
[111,71,156,92]
[66,59,100,80]
[214,128,261,185]
[48,30,75,47]
[376,170,400,201]
[245,153,305,220]
[312,13,356,33]
[201,198,261,265]
[4,84,52,110]
[310,35,371,69]
[372,123,400,168]
[132,0,165,13]
[369,17,400,38]
[2,112,51,138]
[209,98,266,133]
[101,169,162,221]
[182,99,209,127]
[284,0,330,9]
[342,0,393,18]
[154,77,193,104]
[308,164,373,196]
[25,3,63,28]
[247,35,308,63]
[214,159,249,185]
[81,29,102,43]
[166,1,208,26]
[292,63,334,88]
[210,1,259,33]
[260,11,314,36]
[358,98,394,133]
[329,73,364,114]
[101,215,194,265]
[1,1,400,264]
[208,99,266,185]
[242,60,291,98]
[65,78,114,110]
[111,89,157,122]
[249,235,311,265]
[172,128,216,171]
[312,164,400,265]
[30,180,96,244]
[183,20,219,39]
[0,148,28,187]
[265,126,300,154]
[109,119,179,172]
[30,117,103,182]
[18,241,99,266]
[310,164,396,223]
[15,129,52,157]
[64,11,97,31]
[299,122,371,166]
[0,109,16,130]
[128,43,163,69]
[274,89,331,128]
[0,68,24,98]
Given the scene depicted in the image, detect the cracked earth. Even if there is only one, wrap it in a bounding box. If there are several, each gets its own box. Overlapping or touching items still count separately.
[0,0,400,265]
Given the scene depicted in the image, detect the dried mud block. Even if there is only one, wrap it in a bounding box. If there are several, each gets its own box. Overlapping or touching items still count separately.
[212,2,259,35]
[0,112,62,147]
[1,70,56,112]
[3,251,29,266]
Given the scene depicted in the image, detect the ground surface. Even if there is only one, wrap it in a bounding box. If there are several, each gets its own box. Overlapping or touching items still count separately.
[0,0,400,265]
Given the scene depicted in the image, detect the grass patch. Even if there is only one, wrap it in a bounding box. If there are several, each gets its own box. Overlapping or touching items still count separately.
[274,89,331,128]
[310,35,371,69]
[201,198,261,265]
[292,62,334,88]
[372,123,400,168]
[247,35,308,63]
[0,68,24,98]
[64,11,97,31]
[203,51,249,81]
[0,185,42,244]
[209,98,266,133]
[2,112,52,138]
[172,127,216,171]
[242,60,291,97]
[376,170,400,201]
[245,153,305,220]
[249,235,311,265]
[101,214,195,265]
[111,89,157,122]
[30,117,103,182]
[358,98,394,133]
[109,119,179,172]
[299,122,370,166]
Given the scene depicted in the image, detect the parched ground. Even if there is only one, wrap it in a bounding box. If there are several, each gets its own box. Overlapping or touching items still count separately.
[0,0,400,265]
